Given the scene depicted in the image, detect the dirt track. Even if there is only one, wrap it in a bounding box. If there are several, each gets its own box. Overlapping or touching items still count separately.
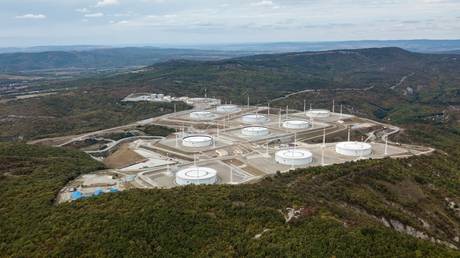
[103,143,146,169]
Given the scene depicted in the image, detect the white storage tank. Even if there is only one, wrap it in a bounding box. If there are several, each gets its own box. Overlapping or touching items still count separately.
[175,166,217,185]
[275,149,313,166]
[306,109,330,118]
[242,114,269,124]
[216,104,241,114]
[182,135,213,148]
[335,141,372,157]
[190,111,216,120]
[186,98,221,106]
[241,126,269,137]
[282,120,310,129]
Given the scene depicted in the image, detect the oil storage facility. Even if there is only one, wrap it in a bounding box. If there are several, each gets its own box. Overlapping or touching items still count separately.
[242,114,269,124]
[282,120,310,129]
[182,135,214,147]
[241,126,270,137]
[335,141,372,157]
[275,149,313,166]
[175,166,218,185]
[306,109,330,118]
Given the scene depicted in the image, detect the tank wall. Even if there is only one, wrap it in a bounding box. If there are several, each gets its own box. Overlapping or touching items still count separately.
[242,116,268,124]
[175,176,217,185]
[242,128,269,136]
[283,121,310,129]
[275,154,313,165]
[335,146,372,156]
[182,138,213,147]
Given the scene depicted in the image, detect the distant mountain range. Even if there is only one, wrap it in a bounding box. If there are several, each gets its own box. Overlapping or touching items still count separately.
[0,45,110,54]
[0,47,253,73]
[2,39,460,54]
[61,47,459,112]
[1,40,459,73]
[184,39,460,53]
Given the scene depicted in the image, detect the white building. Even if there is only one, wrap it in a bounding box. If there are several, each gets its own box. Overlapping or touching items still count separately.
[275,149,313,166]
[182,135,214,148]
[175,166,218,185]
[190,111,216,121]
[216,104,241,113]
[335,141,372,157]
[242,114,269,124]
[306,109,330,118]
[282,120,310,129]
[241,127,270,137]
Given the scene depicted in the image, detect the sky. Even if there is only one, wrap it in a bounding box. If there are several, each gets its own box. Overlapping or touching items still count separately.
[1,0,460,47]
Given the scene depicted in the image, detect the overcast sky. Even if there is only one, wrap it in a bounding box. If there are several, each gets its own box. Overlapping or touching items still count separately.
[1,0,460,47]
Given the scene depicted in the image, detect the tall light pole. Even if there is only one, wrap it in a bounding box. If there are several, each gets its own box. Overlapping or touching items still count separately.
[384,135,388,156]
[322,128,326,147]
[347,125,351,142]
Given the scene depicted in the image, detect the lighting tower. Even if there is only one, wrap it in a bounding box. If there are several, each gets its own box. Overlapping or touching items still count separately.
[230,161,234,184]
[321,147,325,166]
[286,105,289,120]
[384,135,389,156]
[278,109,282,128]
[347,125,351,142]
[322,128,326,147]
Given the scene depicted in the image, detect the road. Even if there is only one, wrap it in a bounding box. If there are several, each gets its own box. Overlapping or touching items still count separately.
[270,85,376,103]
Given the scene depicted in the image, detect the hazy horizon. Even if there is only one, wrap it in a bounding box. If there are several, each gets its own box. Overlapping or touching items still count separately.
[1,38,460,50]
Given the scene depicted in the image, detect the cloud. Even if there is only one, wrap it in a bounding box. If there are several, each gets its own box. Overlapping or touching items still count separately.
[15,14,47,19]
[76,8,90,13]
[85,12,104,17]
[142,0,166,3]
[112,20,129,25]
[250,0,279,9]
[96,0,120,7]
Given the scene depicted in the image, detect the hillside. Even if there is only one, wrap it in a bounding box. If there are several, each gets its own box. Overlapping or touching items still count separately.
[0,47,250,72]
[191,40,460,53]
[0,132,459,257]
[55,47,460,106]
[1,47,459,141]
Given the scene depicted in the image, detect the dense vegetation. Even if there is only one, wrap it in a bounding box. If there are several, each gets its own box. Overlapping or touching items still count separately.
[138,124,176,137]
[1,136,459,257]
[0,90,190,140]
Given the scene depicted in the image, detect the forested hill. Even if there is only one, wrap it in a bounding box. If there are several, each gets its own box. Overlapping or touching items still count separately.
[72,47,459,104]
[2,47,458,141]
[1,137,460,256]
[0,47,249,72]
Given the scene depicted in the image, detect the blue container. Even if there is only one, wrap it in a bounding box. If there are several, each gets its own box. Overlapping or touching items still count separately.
[71,191,83,200]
